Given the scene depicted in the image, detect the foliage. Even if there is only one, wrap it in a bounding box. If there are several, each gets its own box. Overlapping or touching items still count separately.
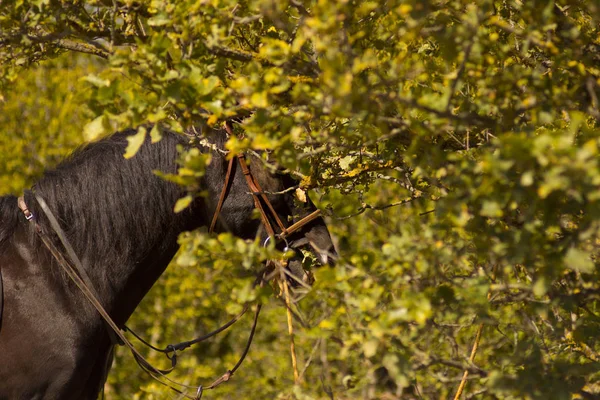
[0,55,99,192]
[2,0,600,399]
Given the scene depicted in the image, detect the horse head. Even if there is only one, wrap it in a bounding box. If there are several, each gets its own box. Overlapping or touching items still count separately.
[199,128,336,287]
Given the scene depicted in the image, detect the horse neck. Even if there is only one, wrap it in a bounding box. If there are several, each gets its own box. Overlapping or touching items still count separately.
[42,190,196,326]
[100,201,200,325]
[106,219,190,325]
[28,132,205,325]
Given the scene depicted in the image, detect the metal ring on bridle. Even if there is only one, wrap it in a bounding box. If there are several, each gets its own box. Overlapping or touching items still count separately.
[263,236,272,248]
[263,235,289,249]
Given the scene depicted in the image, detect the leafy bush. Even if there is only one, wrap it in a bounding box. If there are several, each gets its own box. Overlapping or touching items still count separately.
[1,1,599,398]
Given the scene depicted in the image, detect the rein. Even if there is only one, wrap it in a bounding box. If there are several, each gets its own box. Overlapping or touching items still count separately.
[19,193,261,398]
[16,124,323,398]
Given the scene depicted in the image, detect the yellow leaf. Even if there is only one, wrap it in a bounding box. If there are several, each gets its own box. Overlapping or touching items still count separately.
[174,195,193,213]
[398,4,412,14]
[363,340,379,358]
[346,168,363,177]
[295,188,307,203]
[83,115,109,141]
[318,319,334,329]
[207,114,218,126]
[250,92,269,108]
[124,127,147,159]
[150,124,162,143]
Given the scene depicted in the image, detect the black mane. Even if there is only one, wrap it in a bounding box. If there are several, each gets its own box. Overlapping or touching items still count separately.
[23,129,195,278]
[0,196,18,249]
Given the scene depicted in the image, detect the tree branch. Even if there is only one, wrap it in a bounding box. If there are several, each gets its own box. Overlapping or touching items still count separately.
[330,195,420,220]
[27,28,111,58]
[46,37,111,58]
[205,44,254,62]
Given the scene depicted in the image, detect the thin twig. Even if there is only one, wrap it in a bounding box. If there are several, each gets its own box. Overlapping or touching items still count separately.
[281,276,300,383]
[453,267,495,399]
[331,196,418,220]
[453,324,485,400]
[446,40,475,113]
[298,338,322,381]
[246,185,299,196]
[205,44,254,61]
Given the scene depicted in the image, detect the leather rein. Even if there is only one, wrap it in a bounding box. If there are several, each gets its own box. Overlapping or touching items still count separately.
[16,124,321,399]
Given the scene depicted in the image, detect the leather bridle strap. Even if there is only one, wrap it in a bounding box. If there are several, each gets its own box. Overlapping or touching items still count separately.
[19,194,123,347]
[209,156,235,233]
[17,196,34,221]
[209,154,277,238]
[236,152,322,239]
[237,153,277,238]
[211,122,279,238]
[214,122,322,240]
[210,153,322,240]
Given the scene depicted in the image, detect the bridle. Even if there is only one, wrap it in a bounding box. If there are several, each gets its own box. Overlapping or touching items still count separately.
[15,123,323,399]
[210,122,322,240]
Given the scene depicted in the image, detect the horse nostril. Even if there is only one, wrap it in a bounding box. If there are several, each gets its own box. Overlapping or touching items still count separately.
[311,241,336,267]
[319,252,329,265]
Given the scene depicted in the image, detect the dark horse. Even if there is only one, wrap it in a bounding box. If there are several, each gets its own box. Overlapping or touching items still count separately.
[0,128,334,399]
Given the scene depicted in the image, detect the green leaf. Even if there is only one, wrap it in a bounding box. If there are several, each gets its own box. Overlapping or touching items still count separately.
[82,75,110,88]
[520,170,534,187]
[533,277,548,297]
[480,200,503,218]
[564,247,595,273]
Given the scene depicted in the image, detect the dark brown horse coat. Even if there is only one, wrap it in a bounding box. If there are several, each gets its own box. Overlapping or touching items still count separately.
[0,129,334,400]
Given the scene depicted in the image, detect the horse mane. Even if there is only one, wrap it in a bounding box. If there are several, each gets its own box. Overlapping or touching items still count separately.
[23,129,195,277]
[0,196,19,249]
